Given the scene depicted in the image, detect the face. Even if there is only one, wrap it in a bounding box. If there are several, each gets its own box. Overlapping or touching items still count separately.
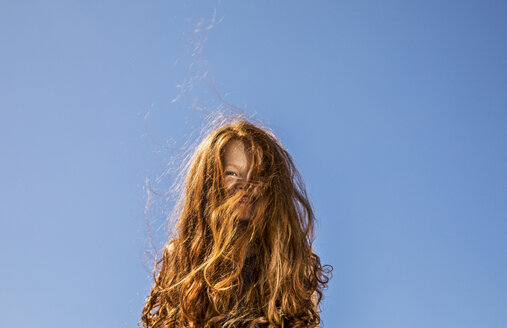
[222,139,255,220]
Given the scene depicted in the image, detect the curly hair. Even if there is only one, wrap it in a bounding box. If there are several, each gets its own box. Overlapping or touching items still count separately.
[140,117,332,328]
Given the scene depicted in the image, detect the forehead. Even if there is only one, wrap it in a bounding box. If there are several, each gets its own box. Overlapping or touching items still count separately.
[222,139,252,167]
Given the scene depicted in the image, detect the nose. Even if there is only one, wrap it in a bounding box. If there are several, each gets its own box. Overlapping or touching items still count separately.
[235,178,260,199]
[235,177,247,191]
[229,170,257,195]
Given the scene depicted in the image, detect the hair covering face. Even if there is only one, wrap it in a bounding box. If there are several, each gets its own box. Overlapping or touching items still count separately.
[141,119,332,328]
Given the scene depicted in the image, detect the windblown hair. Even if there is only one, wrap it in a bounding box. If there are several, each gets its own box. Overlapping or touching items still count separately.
[140,117,332,328]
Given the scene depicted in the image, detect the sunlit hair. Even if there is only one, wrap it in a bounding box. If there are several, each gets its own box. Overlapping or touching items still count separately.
[140,116,332,328]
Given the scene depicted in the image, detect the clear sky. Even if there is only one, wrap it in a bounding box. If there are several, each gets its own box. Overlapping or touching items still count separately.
[1,1,506,327]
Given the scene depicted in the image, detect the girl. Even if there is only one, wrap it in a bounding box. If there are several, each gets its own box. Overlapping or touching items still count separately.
[140,117,332,328]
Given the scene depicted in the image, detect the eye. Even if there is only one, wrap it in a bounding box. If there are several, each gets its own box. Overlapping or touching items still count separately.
[225,171,238,177]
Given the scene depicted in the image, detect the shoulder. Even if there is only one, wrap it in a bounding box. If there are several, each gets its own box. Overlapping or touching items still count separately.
[310,247,320,326]
[312,290,318,308]
[312,290,320,328]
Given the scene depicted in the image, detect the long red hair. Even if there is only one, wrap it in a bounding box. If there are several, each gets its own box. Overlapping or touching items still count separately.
[140,117,332,328]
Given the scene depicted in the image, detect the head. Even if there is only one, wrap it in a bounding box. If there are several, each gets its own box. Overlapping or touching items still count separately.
[141,118,331,328]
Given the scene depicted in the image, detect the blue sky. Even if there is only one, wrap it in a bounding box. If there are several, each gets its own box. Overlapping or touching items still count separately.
[1,1,506,327]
